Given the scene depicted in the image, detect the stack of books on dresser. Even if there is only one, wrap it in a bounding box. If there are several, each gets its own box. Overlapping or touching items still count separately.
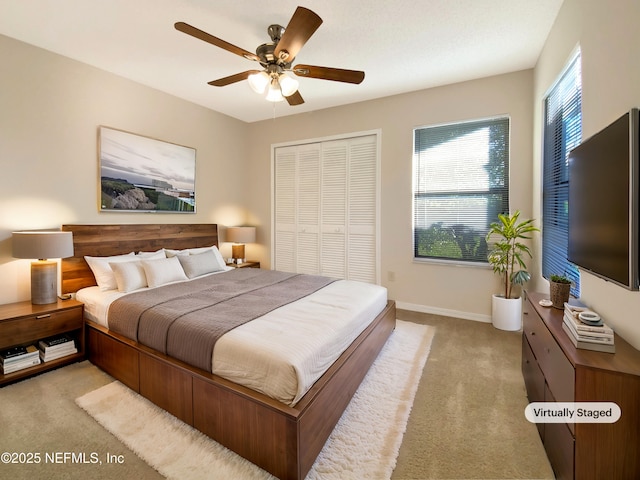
[562,303,615,353]
[0,345,41,374]
[38,334,77,362]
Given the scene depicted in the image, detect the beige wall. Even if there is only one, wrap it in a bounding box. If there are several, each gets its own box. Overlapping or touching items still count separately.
[2,27,535,323]
[1,29,534,321]
[246,70,535,321]
[532,0,640,348]
[0,34,251,304]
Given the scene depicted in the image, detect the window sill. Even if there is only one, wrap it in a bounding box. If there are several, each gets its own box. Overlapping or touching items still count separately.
[412,257,491,269]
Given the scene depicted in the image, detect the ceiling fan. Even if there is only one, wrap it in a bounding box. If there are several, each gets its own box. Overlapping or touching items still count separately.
[175,6,365,105]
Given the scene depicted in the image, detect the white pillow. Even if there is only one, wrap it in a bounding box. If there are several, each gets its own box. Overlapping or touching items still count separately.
[141,256,188,288]
[85,252,136,291]
[208,246,227,269]
[136,249,166,259]
[177,250,224,279]
[164,248,189,257]
[165,245,226,270]
[110,261,148,293]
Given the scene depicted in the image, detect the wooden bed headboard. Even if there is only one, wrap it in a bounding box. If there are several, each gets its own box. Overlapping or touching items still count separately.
[61,224,218,294]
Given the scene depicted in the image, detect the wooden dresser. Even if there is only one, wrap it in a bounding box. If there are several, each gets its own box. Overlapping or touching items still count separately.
[522,291,640,480]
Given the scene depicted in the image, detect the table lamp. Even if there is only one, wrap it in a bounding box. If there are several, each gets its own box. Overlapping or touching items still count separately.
[226,227,256,264]
[12,231,74,304]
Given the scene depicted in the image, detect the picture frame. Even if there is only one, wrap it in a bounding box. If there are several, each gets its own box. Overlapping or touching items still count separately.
[98,126,196,213]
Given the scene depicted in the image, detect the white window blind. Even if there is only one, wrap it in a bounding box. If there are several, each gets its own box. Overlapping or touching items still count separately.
[542,51,582,296]
[413,117,510,263]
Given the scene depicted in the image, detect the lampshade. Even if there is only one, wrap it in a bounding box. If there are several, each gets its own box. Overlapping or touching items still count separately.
[266,79,285,102]
[226,227,256,244]
[12,231,74,260]
[278,74,299,97]
[12,231,74,305]
[248,71,270,94]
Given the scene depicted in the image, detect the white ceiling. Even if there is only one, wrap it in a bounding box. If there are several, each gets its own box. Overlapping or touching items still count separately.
[0,0,563,123]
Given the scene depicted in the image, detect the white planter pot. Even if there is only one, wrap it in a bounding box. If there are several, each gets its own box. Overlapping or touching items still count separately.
[491,294,523,331]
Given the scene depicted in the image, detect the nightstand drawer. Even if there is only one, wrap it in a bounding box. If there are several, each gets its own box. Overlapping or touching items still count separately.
[0,307,83,349]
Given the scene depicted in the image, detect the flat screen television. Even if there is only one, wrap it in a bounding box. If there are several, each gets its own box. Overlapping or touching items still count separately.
[568,108,639,290]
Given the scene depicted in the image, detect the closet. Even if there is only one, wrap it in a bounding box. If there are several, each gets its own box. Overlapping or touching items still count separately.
[273,133,379,283]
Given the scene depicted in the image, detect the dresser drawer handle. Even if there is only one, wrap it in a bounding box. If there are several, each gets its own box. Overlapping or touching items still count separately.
[35,314,51,319]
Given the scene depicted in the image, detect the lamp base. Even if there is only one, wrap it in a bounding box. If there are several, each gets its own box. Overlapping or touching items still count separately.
[31,260,58,305]
[231,244,246,263]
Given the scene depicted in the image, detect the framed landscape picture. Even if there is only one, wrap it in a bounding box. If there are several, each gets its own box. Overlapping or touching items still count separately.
[99,126,196,213]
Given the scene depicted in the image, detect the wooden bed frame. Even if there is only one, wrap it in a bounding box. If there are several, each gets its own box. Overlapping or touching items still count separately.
[61,224,396,480]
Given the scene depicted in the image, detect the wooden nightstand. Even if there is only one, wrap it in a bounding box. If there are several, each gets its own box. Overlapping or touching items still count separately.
[226,260,260,269]
[0,299,85,386]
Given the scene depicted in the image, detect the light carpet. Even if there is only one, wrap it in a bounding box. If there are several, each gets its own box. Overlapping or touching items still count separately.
[75,320,434,480]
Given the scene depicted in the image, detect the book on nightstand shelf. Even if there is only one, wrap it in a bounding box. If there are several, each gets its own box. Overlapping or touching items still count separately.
[562,303,615,353]
[0,345,41,374]
[38,334,78,362]
[1,345,28,360]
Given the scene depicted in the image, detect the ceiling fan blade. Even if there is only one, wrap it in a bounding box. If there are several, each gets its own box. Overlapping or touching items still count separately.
[274,7,322,62]
[175,22,259,62]
[292,64,365,84]
[285,90,304,106]
[208,70,262,87]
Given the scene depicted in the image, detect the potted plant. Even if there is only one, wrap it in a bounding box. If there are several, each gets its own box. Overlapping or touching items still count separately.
[486,211,539,331]
[549,274,572,309]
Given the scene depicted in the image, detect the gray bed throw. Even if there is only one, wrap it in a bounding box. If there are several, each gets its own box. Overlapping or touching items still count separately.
[108,268,335,371]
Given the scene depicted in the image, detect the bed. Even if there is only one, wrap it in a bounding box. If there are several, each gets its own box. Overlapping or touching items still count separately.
[61,224,396,480]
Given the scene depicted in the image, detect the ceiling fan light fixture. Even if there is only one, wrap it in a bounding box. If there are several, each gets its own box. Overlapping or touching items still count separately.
[266,79,285,102]
[248,71,269,94]
[278,73,299,97]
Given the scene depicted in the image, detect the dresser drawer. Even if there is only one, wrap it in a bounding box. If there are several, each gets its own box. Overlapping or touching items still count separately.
[0,307,83,349]
[522,335,546,439]
[545,383,575,480]
[522,335,545,402]
[523,309,575,403]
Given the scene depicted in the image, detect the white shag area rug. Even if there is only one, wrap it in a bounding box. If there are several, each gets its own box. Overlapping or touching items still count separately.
[76,320,434,480]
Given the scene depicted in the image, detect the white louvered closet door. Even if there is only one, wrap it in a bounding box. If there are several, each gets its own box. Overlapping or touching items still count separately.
[346,135,377,283]
[274,146,297,273]
[296,144,321,274]
[320,141,348,278]
[274,143,321,274]
[274,134,378,283]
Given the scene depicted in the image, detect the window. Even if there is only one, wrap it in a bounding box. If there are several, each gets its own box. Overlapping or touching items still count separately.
[542,51,582,296]
[413,117,510,263]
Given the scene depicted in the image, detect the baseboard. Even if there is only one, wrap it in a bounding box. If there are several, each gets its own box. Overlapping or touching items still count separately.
[396,301,491,324]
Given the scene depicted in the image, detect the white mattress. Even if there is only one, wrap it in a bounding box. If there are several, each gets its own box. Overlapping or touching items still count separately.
[76,274,387,406]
